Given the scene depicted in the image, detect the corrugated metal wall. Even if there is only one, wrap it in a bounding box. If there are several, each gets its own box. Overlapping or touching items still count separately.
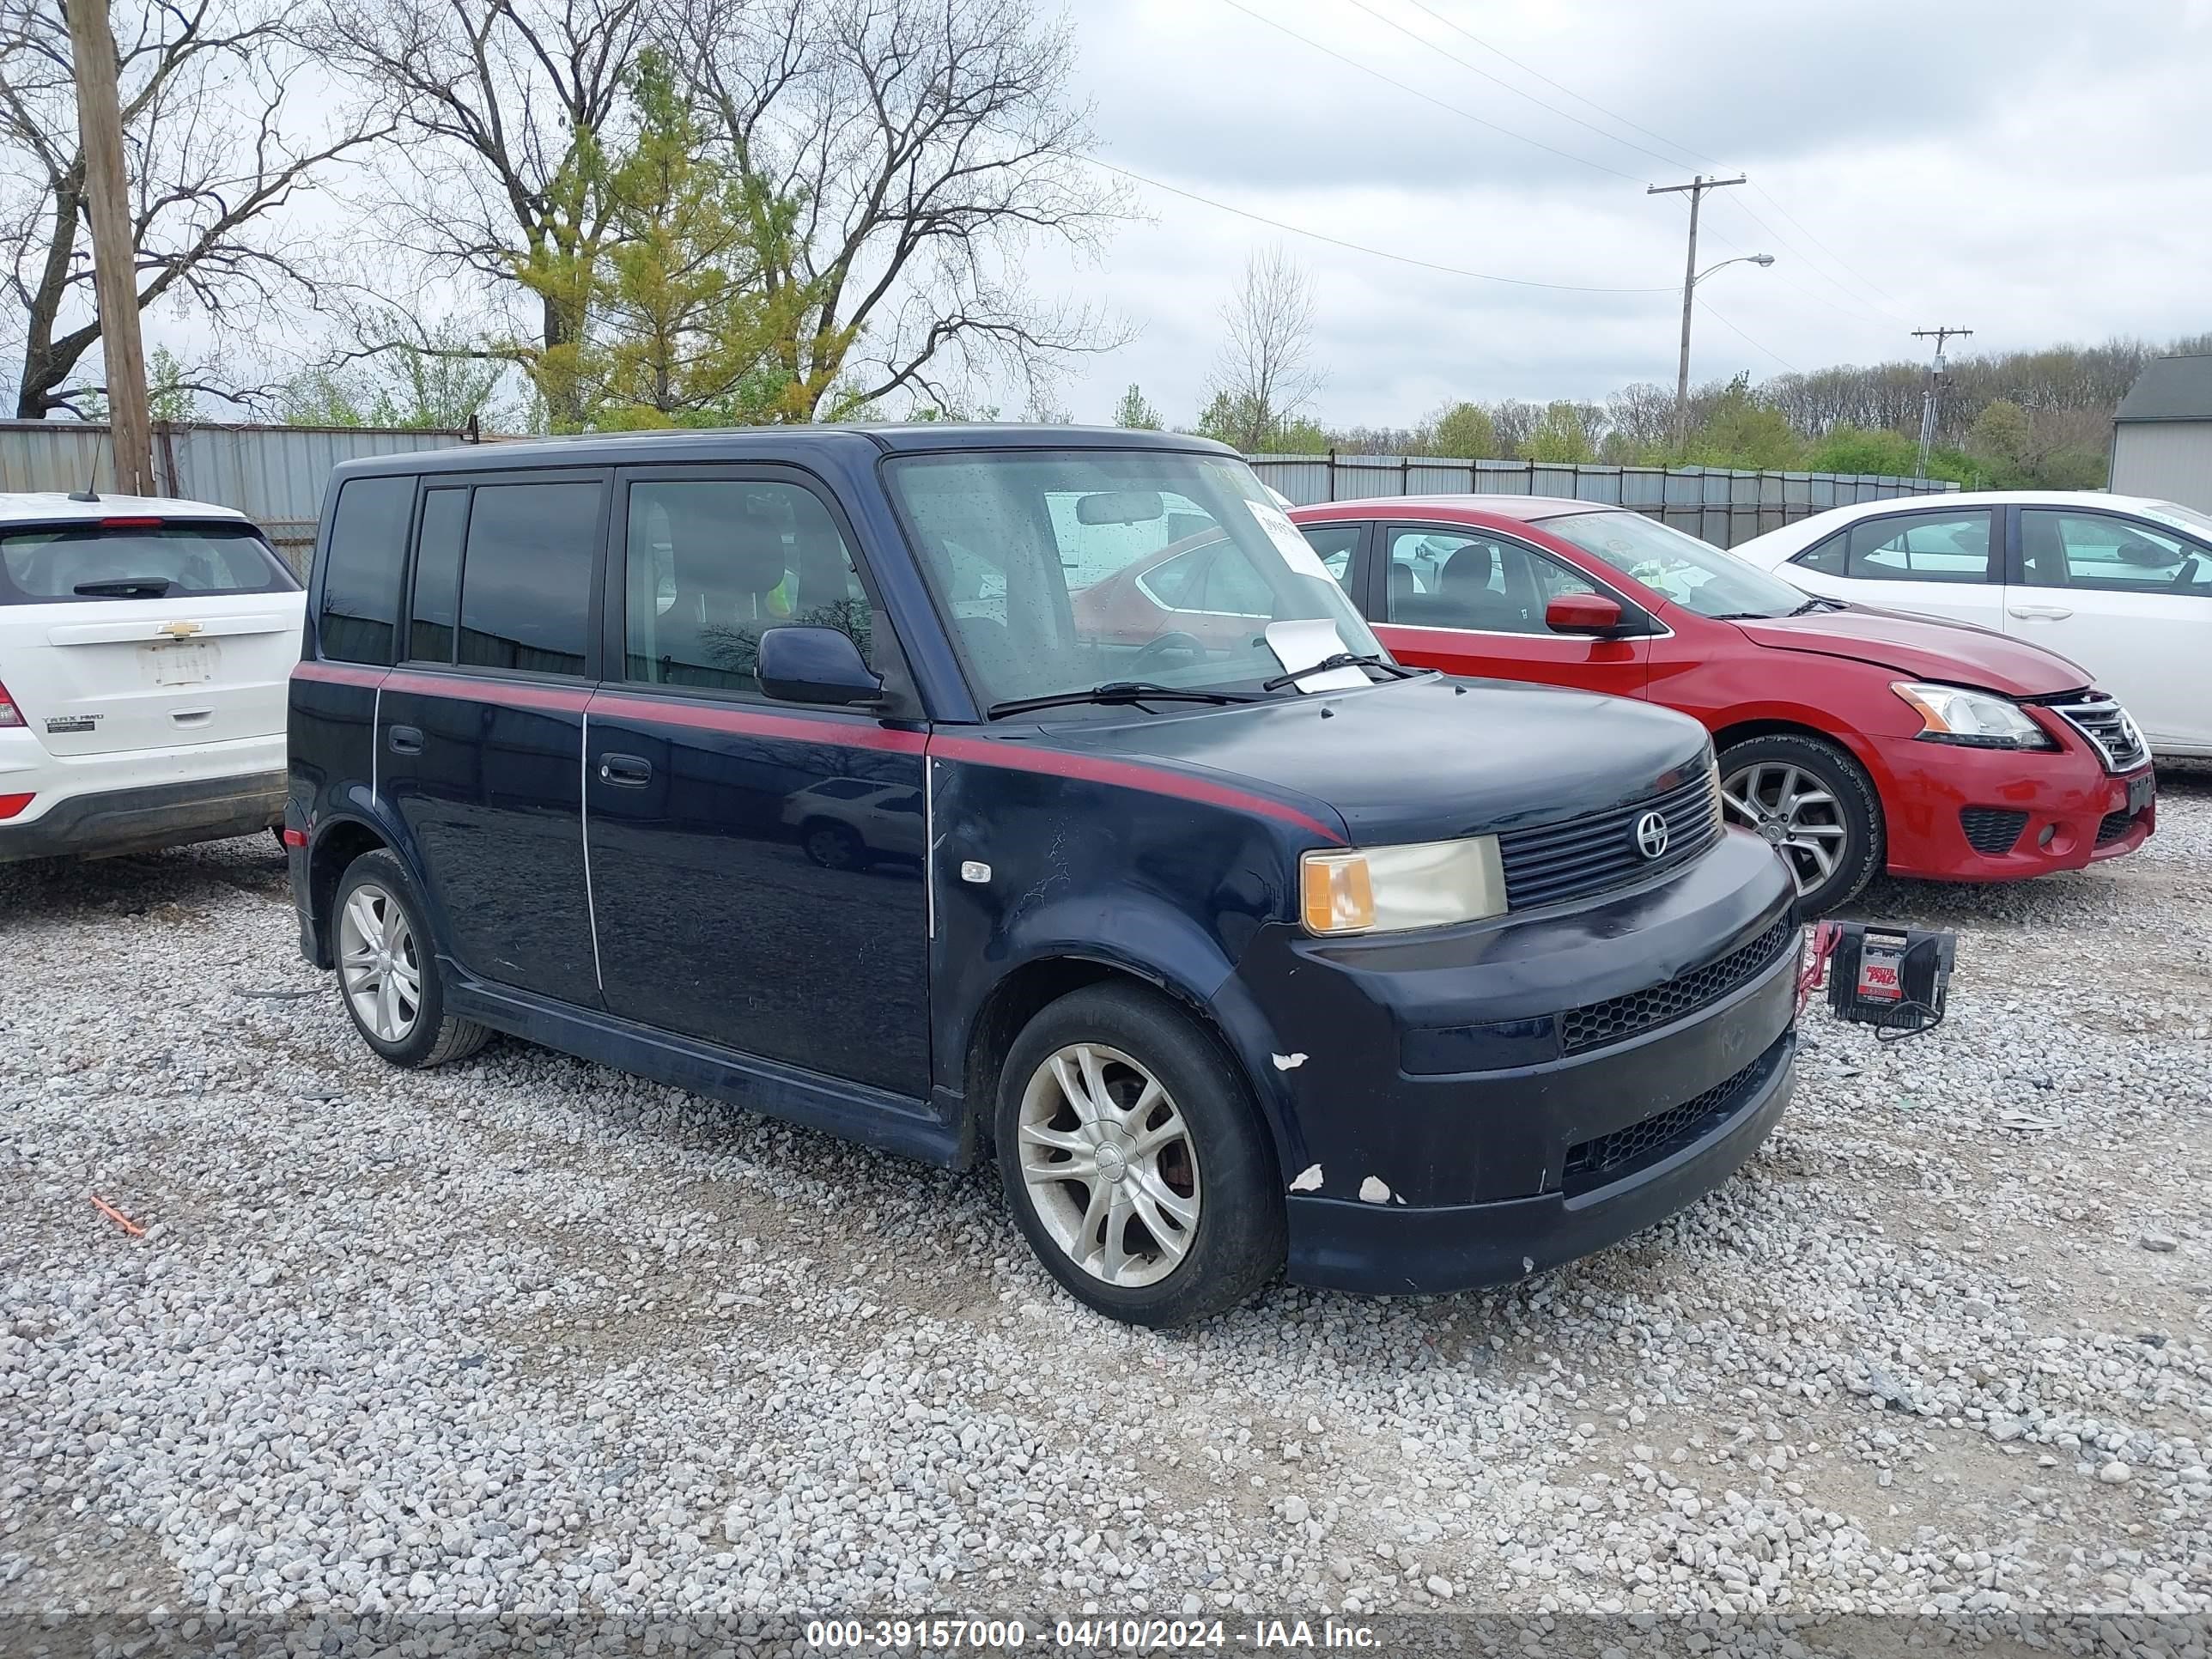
[0,420,467,567]
[1243,454,1957,547]
[2109,422,2212,514]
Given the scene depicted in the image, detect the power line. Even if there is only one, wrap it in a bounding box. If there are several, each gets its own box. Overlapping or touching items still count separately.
[1084,154,1677,293]
[1748,181,1910,311]
[1697,298,1802,374]
[1695,210,1900,334]
[1215,0,1650,185]
[1340,0,1690,173]
[1392,0,1718,169]
[1719,194,1914,327]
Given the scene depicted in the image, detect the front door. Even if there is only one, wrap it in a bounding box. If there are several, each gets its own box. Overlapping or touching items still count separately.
[1370,523,1650,698]
[376,471,608,1001]
[582,468,931,1098]
[2005,506,2212,750]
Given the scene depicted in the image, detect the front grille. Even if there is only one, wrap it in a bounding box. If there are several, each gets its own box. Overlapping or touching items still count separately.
[1559,915,1798,1055]
[1498,769,1721,911]
[2097,808,2142,847]
[2045,692,2149,774]
[1560,1035,1784,1194]
[1960,805,2029,855]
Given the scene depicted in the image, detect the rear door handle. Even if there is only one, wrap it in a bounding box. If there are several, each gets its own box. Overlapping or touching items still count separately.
[386,725,424,756]
[599,752,652,787]
[2007,605,2073,621]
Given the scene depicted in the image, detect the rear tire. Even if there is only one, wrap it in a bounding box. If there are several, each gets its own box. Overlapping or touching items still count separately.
[1718,732,1883,915]
[331,848,492,1068]
[995,982,1285,1328]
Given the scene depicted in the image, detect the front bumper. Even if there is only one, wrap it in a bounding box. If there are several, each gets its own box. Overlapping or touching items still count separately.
[1226,828,1801,1296]
[1869,732,2153,881]
[0,769,285,862]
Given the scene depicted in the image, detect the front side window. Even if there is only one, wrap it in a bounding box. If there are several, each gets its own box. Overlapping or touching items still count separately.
[1383,528,1597,635]
[886,448,1382,709]
[1540,510,1807,620]
[1,519,295,606]
[457,480,603,676]
[318,476,413,663]
[2020,509,2212,592]
[1845,509,1993,582]
[623,478,873,695]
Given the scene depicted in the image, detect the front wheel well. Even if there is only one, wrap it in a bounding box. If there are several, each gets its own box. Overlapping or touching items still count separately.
[1711,717,1845,756]
[963,958,1222,1152]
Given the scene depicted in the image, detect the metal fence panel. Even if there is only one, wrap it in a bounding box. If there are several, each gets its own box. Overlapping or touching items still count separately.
[1239,452,1955,547]
[0,420,468,565]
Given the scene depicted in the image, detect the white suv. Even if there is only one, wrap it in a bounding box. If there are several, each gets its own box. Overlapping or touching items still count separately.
[0,491,304,862]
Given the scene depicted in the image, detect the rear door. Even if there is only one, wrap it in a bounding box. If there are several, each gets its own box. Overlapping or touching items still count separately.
[1783,506,2003,629]
[377,471,607,1003]
[2005,506,2212,750]
[1369,522,1650,699]
[0,515,301,753]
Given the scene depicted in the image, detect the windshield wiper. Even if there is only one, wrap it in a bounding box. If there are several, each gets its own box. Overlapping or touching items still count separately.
[74,576,174,598]
[1791,597,1842,615]
[1260,653,1423,693]
[986,682,1265,720]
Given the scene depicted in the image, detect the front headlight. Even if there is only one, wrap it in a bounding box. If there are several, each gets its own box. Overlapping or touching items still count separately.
[1892,681,2055,750]
[1300,837,1506,935]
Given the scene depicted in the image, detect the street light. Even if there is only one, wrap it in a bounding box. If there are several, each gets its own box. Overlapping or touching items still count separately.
[1673,252,1776,451]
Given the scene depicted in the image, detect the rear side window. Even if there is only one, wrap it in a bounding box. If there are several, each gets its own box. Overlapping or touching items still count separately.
[319,476,414,663]
[1792,530,1847,575]
[407,488,469,663]
[1844,509,1993,582]
[458,481,603,676]
[1,520,295,605]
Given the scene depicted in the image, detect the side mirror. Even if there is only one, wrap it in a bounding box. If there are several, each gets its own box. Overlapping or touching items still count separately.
[1545,592,1635,638]
[757,625,884,707]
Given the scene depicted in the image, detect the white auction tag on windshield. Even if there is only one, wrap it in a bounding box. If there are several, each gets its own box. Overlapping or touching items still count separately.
[1264,619,1369,693]
[1247,500,1334,582]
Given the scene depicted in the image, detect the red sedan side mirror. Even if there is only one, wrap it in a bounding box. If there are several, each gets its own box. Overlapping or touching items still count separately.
[1546,592,1628,636]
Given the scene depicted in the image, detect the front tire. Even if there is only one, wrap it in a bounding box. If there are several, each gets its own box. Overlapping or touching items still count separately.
[1718,732,1883,915]
[331,848,492,1067]
[995,983,1285,1328]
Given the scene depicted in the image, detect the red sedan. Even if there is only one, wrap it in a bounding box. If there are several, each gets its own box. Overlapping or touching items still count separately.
[1260,497,2154,912]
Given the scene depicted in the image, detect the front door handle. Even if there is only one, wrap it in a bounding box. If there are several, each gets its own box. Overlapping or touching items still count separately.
[386,724,424,756]
[599,752,653,787]
[2007,604,2073,621]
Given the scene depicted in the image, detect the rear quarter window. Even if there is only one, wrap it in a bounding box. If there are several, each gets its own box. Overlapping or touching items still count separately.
[0,520,295,605]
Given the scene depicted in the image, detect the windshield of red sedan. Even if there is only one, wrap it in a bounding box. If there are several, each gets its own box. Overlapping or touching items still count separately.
[886,448,1384,708]
[1541,511,1814,621]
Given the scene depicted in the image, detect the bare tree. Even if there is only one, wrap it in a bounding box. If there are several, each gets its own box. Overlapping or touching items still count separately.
[0,0,386,418]
[1202,244,1320,452]
[304,0,657,424]
[678,0,1128,419]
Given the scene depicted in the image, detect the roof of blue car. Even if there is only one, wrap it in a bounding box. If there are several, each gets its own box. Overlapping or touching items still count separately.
[329,422,1239,479]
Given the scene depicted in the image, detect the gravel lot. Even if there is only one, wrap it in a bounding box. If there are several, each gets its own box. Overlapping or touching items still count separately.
[3,775,2209,1653]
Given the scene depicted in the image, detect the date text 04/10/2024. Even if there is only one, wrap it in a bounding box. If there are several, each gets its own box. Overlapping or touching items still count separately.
[803,1619,1382,1650]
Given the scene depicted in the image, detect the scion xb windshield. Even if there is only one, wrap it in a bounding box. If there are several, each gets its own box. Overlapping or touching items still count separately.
[885,448,1385,710]
[1541,510,1814,621]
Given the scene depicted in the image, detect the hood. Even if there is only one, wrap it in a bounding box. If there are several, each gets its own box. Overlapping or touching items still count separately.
[1003,674,1713,845]
[1729,605,2089,696]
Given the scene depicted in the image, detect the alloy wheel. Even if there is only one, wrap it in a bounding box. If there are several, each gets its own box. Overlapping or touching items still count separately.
[1016,1042,1201,1288]
[337,881,422,1043]
[1721,760,1849,896]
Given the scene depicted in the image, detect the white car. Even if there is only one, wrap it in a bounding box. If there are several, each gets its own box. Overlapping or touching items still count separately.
[1733,491,2210,758]
[0,492,303,862]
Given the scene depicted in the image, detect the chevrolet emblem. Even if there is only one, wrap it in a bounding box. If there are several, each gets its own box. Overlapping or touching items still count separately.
[159,620,203,639]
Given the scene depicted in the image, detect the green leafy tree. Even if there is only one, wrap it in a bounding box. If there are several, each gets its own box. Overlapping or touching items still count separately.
[1803,423,1922,477]
[281,327,511,429]
[1685,374,1802,471]
[1429,401,1497,459]
[1112,384,1161,428]
[1524,400,1601,464]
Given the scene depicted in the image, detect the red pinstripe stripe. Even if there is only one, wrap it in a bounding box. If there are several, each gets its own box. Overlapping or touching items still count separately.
[290,663,1341,842]
[929,734,1344,843]
[589,689,929,752]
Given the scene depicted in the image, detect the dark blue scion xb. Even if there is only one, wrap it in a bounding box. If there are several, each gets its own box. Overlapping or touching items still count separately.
[285,425,1798,1325]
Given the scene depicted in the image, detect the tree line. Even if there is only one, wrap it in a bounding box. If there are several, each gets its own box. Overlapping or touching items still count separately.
[1121,246,2203,487]
[1,0,1122,429]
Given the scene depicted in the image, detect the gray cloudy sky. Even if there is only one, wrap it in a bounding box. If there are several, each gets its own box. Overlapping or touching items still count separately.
[1031,0,2212,428]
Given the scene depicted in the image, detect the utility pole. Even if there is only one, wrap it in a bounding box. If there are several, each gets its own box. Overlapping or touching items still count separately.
[1911,326,1972,478]
[64,0,155,497]
[1649,173,1747,453]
